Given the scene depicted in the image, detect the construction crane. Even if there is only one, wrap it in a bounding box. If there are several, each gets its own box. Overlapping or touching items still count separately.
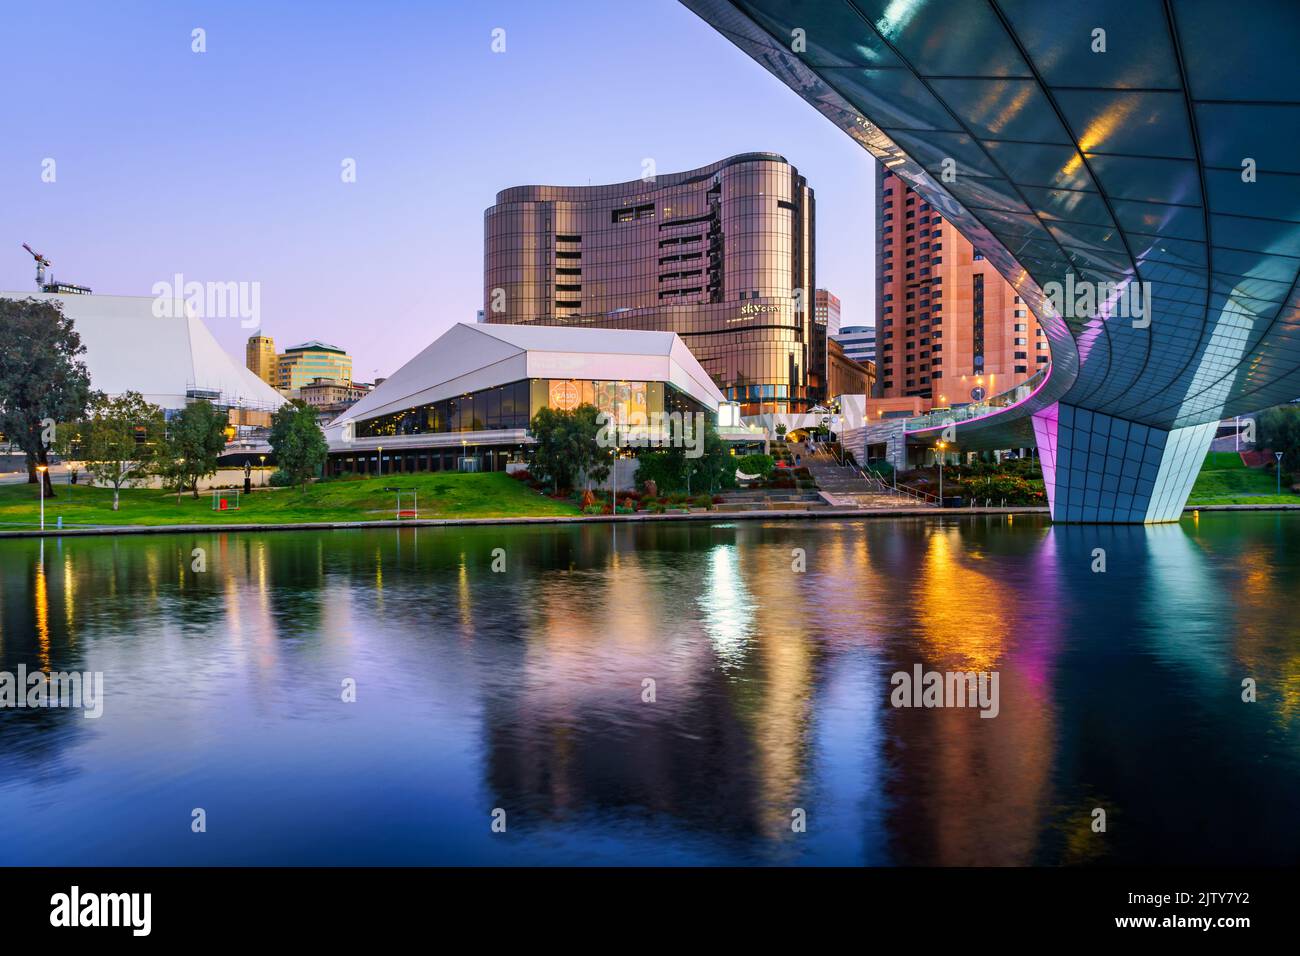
[21,243,50,291]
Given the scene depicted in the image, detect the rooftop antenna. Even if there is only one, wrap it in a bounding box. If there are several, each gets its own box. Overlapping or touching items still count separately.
[21,243,50,291]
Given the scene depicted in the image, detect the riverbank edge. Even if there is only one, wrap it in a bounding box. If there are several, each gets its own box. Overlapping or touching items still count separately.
[1,502,1297,538]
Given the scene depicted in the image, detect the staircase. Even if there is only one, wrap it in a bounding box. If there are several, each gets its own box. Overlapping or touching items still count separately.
[797,442,935,509]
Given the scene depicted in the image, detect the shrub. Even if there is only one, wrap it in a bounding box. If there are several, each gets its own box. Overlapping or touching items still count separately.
[509,469,532,482]
[582,503,604,515]
[268,469,293,487]
[711,494,725,504]
[691,494,712,509]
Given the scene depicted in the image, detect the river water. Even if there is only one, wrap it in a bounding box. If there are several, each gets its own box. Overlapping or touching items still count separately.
[1,514,1296,865]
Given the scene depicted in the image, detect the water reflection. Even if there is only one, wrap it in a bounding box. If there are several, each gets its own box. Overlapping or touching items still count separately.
[0,516,1297,865]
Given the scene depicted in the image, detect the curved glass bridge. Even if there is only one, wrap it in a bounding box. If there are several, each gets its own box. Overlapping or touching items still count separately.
[684,0,1300,523]
[905,363,1052,435]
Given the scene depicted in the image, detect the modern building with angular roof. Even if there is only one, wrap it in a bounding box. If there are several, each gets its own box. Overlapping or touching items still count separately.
[324,322,735,476]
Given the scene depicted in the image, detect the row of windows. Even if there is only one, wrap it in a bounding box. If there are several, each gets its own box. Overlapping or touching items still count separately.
[357,380,533,437]
[354,378,707,440]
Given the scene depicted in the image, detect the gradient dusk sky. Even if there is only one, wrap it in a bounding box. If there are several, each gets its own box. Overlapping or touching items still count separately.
[0,0,877,381]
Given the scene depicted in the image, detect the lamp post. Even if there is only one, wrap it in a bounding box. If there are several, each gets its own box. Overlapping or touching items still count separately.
[1276,451,1284,496]
[35,463,47,530]
[259,454,267,486]
[935,440,947,506]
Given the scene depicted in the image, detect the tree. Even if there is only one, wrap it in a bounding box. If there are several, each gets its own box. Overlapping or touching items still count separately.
[529,403,617,494]
[529,406,575,493]
[570,403,613,492]
[1256,405,1300,473]
[635,422,736,495]
[684,422,734,494]
[158,400,228,501]
[269,400,328,490]
[0,297,92,496]
[634,450,686,494]
[78,391,165,511]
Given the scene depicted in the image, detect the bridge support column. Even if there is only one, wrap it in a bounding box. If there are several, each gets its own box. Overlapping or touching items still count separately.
[1031,403,1217,523]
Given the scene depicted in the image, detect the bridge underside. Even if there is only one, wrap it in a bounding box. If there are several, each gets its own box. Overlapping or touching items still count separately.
[684,0,1300,523]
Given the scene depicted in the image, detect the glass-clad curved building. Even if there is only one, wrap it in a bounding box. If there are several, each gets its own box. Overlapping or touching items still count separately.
[683,0,1300,522]
[484,153,851,416]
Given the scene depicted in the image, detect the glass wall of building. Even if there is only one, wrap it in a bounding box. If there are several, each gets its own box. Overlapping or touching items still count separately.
[353,378,708,440]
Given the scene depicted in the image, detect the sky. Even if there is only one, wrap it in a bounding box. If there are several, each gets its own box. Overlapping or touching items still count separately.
[0,0,876,381]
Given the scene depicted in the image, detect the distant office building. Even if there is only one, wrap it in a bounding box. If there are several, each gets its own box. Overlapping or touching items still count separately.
[815,289,841,337]
[876,170,1044,406]
[246,334,277,386]
[276,341,352,392]
[833,324,876,366]
[42,282,92,296]
[827,339,875,399]
[299,376,372,421]
[484,152,824,417]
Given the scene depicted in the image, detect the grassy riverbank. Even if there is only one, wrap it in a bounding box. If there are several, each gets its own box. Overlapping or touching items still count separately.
[1186,452,1298,505]
[0,473,580,528]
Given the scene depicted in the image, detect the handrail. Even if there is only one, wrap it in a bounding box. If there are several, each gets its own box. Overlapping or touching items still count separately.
[905,363,1051,433]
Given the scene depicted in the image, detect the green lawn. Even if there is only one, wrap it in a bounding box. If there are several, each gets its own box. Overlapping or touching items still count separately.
[1187,451,1297,505]
[0,472,580,529]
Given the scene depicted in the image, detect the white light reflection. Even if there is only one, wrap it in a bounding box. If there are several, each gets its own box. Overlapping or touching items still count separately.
[697,544,754,668]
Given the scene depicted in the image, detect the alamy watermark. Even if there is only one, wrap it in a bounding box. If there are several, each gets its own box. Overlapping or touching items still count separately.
[890,665,999,718]
[596,410,706,458]
[0,665,104,718]
[50,886,150,936]
[1043,273,1152,329]
[151,273,261,329]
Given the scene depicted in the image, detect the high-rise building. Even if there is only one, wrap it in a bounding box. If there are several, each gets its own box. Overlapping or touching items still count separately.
[246,334,277,387]
[814,289,841,337]
[876,170,1043,406]
[833,325,875,366]
[276,341,352,393]
[484,152,823,416]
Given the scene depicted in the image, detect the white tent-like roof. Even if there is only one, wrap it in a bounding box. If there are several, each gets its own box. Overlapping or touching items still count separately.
[334,323,726,429]
[1,291,285,412]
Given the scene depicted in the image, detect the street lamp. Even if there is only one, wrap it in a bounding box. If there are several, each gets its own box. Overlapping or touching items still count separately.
[935,440,948,505]
[35,463,47,530]
[259,454,267,486]
[1276,451,1284,496]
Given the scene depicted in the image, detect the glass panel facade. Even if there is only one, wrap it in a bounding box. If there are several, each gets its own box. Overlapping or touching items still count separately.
[484,153,826,415]
[356,380,532,437]
[355,378,698,439]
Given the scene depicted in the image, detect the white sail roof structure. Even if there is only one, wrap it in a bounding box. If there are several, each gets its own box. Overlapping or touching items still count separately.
[1,291,285,412]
